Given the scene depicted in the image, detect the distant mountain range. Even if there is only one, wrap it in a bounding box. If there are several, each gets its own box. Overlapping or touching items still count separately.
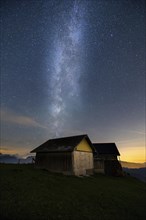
[120,161,146,169]
[120,161,146,182]
[0,153,34,164]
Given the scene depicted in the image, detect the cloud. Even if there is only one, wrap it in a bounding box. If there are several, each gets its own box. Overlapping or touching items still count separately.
[127,130,145,135]
[0,147,14,155]
[0,109,47,129]
[117,138,144,144]
[0,145,29,155]
[125,130,146,135]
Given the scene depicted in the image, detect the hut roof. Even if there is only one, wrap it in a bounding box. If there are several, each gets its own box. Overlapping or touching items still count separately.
[93,143,120,156]
[31,134,94,153]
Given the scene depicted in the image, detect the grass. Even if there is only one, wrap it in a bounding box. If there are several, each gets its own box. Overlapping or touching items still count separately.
[0,164,146,220]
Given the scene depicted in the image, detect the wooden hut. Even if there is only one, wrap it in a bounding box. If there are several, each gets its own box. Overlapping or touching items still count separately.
[93,143,122,176]
[31,134,95,176]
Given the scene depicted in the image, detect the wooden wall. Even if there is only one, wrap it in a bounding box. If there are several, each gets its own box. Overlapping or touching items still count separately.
[35,150,94,176]
[104,160,123,176]
[73,151,93,176]
[97,154,117,160]
[94,159,104,174]
[35,152,73,174]
[94,158,123,176]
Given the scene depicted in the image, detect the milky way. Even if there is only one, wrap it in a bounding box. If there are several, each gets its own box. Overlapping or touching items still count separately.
[49,1,86,136]
[1,0,145,162]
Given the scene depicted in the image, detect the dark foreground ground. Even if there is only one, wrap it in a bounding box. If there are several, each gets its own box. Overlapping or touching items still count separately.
[0,164,146,220]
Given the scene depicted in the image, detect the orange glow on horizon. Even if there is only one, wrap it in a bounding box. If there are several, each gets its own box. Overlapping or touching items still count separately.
[119,146,145,163]
[0,146,29,157]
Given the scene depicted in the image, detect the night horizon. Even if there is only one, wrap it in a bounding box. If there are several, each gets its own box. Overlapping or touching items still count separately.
[1,0,145,163]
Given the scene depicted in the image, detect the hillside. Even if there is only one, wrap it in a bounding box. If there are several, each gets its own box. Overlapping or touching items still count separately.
[0,164,146,220]
[121,161,146,169]
[123,167,146,182]
[120,161,146,182]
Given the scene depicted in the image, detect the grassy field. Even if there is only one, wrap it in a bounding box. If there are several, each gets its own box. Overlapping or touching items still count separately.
[0,164,146,220]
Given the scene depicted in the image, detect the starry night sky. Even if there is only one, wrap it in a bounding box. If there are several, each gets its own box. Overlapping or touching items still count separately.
[1,0,145,162]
